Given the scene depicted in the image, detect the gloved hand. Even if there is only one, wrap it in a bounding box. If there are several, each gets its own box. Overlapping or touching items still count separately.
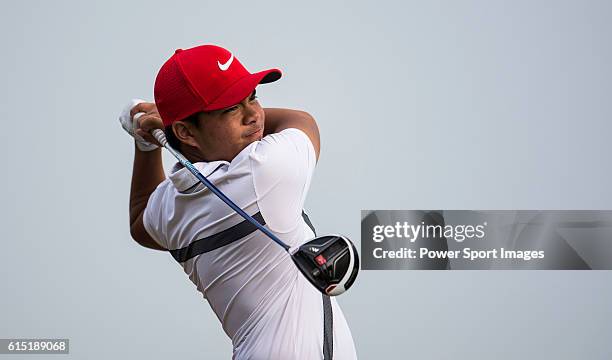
[119,99,160,151]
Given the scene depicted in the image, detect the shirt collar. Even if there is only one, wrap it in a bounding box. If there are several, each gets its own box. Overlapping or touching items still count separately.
[167,141,259,192]
[168,161,228,192]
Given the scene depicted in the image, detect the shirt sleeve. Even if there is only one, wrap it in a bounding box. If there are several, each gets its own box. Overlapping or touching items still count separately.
[250,128,317,233]
[142,188,168,249]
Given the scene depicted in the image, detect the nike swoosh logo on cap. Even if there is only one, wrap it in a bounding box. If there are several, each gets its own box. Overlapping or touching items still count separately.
[217,53,234,71]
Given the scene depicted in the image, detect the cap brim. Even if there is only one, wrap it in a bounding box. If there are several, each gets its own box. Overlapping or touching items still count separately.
[204,68,282,111]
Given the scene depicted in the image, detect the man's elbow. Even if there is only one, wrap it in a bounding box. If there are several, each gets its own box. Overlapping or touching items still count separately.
[129,224,141,243]
[296,110,316,124]
[130,222,166,251]
[295,111,320,159]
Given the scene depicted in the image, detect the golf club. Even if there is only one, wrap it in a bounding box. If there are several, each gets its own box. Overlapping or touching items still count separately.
[149,128,359,296]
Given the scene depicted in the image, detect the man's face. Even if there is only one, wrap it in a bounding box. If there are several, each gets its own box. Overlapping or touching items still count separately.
[184,90,264,161]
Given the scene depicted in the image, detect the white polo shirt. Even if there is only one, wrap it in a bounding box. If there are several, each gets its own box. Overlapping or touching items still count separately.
[143,128,357,359]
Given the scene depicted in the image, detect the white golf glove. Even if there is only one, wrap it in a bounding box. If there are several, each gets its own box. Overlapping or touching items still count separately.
[119,99,159,152]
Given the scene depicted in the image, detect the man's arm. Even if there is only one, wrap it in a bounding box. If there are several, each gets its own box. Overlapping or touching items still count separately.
[128,103,167,251]
[129,145,166,250]
[263,108,320,160]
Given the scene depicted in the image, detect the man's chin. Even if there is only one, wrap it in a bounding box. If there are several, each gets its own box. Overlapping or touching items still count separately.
[244,136,262,147]
[245,127,264,140]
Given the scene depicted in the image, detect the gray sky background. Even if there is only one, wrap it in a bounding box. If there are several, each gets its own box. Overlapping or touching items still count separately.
[1,0,611,359]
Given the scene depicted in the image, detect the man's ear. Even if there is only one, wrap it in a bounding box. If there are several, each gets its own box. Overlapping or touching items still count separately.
[172,122,200,148]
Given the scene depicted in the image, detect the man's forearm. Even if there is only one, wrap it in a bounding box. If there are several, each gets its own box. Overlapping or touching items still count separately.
[263,108,316,136]
[129,144,166,226]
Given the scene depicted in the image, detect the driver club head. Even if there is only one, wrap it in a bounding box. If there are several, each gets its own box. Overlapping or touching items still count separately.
[290,235,359,296]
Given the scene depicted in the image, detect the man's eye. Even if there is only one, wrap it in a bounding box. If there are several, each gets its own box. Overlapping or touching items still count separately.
[223,106,239,114]
[249,95,258,102]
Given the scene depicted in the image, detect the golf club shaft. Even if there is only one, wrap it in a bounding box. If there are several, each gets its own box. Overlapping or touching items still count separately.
[151,129,291,251]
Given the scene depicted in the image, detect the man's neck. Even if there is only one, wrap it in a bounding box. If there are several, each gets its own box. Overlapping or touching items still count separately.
[180,144,233,163]
[180,144,208,163]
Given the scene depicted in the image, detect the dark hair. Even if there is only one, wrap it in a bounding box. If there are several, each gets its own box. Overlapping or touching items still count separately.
[164,112,201,150]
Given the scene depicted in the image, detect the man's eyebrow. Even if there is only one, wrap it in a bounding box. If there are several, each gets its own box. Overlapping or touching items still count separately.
[216,90,257,114]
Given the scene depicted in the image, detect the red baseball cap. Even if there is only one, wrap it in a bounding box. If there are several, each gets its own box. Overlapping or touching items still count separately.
[154,44,282,127]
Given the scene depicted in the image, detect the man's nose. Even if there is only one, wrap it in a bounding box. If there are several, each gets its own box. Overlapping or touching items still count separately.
[242,102,259,125]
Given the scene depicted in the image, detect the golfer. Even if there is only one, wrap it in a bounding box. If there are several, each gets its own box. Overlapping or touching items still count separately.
[119,44,357,359]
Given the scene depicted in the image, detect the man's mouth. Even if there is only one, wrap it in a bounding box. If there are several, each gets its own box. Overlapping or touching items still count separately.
[244,126,263,137]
